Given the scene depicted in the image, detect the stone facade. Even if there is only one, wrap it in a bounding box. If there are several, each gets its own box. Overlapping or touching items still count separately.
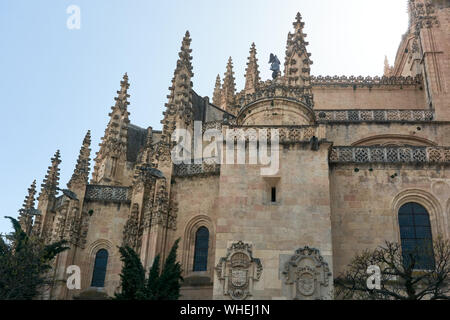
[18,2,450,300]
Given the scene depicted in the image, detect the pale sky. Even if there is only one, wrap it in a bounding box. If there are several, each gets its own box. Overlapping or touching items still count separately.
[0,0,408,233]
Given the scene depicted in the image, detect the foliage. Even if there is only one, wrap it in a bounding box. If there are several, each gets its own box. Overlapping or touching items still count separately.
[335,239,450,300]
[0,216,68,300]
[114,239,183,300]
[114,246,146,300]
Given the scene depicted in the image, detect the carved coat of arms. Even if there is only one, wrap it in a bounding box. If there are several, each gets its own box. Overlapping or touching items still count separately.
[283,246,332,300]
[216,241,263,300]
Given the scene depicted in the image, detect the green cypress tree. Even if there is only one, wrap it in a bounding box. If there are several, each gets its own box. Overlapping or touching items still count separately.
[114,246,146,300]
[145,255,160,300]
[157,238,183,300]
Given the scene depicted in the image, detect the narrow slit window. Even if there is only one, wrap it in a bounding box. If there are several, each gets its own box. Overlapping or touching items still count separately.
[271,187,276,203]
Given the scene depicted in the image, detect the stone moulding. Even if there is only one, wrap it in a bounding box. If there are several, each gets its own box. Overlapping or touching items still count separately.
[315,109,434,122]
[310,74,423,87]
[330,146,450,164]
[85,185,131,203]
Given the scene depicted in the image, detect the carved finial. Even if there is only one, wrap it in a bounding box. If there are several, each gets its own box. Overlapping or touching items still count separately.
[213,74,222,105]
[115,73,131,112]
[245,43,260,94]
[221,57,236,113]
[39,150,61,200]
[293,12,304,31]
[68,130,91,189]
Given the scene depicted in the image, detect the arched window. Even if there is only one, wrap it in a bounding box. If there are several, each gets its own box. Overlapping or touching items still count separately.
[193,227,209,272]
[91,249,108,287]
[398,202,434,270]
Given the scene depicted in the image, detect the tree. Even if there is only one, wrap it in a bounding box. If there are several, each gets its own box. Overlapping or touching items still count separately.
[335,239,450,300]
[114,239,183,300]
[114,246,146,300]
[145,255,160,300]
[0,216,68,300]
[157,238,183,300]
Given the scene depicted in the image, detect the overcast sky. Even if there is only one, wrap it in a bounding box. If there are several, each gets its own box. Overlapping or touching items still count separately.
[0,0,408,233]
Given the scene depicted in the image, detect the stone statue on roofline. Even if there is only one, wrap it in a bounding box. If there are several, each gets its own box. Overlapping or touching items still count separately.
[269,53,281,79]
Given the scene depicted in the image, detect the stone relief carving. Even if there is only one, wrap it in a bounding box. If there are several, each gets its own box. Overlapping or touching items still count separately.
[215,241,263,300]
[283,246,332,300]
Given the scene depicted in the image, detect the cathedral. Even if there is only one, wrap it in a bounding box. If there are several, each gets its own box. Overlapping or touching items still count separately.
[18,0,449,300]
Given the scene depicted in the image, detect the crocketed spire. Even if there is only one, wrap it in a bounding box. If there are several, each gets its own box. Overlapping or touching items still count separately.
[92,73,130,183]
[221,57,236,113]
[244,43,260,94]
[18,180,37,234]
[284,13,313,86]
[161,31,194,143]
[212,74,222,106]
[39,150,61,200]
[68,130,91,189]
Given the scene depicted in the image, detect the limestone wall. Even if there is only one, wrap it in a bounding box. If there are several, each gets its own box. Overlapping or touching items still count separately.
[213,143,334,299]
[325,122,450,146]
[330,163,450,276]
[312,87,426,110]
[171,175,221,299]
[74,201,131,297]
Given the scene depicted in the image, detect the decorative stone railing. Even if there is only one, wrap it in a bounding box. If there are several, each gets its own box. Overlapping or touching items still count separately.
[202,121,223,132]
[315,109,434,122]
[85,185,131,202]
[310,75,422,87]
[174,162,220,177]
[225,125,326,142]
[330,146,450,164]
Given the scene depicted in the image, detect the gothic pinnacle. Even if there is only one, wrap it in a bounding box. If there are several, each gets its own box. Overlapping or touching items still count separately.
[284,12,313,86]
[39,150,61,199]
[113,73,131,113]
[161,31,194,141]
[245,42,260,94]
[92,74,131,183]
[68,130,91,189]
[213,74,222,106]
[18,180,37,234]
[221,57,236,112]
